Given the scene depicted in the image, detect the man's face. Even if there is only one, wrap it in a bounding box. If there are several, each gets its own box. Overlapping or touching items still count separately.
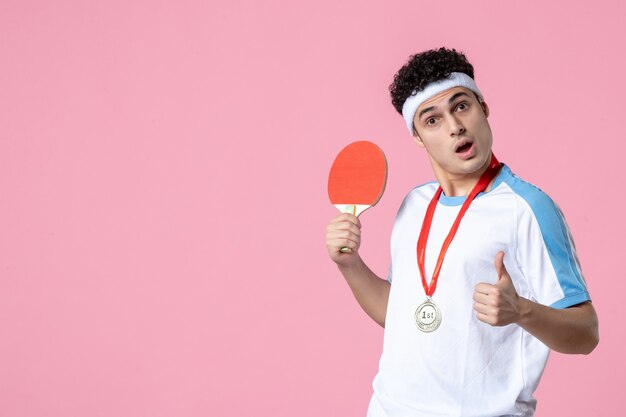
[412,86,493,178]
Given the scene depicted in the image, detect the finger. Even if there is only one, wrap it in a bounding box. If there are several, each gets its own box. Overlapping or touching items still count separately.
[329,213,361,227]
[327,236,360,252]
[475,311,496,326]
[326,227,361,246]
[472,291,493,305]
[330,238,358,252]
[326,227,361,243]
[326,221,361,238]
[474,282,496,295]
[494,251,508,280]
[473,301,494,315]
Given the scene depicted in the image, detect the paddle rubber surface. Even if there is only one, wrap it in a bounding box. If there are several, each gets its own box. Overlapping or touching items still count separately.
[328,141,387,206]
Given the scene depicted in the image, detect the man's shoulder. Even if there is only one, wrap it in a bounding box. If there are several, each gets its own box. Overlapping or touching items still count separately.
[410,180,439,192]
[391,181,439,223]
[401,180,439,202]
[496,165,558,213]
[495,165,572,244]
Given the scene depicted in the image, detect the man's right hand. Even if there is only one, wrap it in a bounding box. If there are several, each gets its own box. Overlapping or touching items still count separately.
[325,213,362,268]
[325,212,390,327]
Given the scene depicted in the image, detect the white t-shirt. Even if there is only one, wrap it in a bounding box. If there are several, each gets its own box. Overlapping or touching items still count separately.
[368,165,590,417]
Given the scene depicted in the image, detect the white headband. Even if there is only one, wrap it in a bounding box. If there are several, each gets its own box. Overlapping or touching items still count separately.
[401,72,483,135]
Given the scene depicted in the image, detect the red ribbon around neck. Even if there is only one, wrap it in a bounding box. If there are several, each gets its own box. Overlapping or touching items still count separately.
[417,153,502,298]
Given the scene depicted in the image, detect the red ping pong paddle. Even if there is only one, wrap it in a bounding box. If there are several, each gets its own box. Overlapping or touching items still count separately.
[328,141,387,252]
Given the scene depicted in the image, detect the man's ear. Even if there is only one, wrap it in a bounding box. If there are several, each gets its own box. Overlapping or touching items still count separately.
[412,129,425,148]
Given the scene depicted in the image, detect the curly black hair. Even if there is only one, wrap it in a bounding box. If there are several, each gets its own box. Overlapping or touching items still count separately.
[389,48,475,115]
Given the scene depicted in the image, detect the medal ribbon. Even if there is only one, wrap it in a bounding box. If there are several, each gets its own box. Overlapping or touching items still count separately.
[417,153,502,298]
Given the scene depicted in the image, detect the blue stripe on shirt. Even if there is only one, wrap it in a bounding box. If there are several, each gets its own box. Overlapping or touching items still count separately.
[501,166,590,308]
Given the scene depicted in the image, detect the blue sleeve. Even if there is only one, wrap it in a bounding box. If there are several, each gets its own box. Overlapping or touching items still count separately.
[509,178,590,308]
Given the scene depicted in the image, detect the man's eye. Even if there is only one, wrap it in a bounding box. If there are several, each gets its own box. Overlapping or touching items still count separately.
[426,117,437,125]
[456,102,468,111]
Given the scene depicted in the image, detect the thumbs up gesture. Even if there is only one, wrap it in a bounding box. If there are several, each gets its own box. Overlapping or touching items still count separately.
[473,251,521,326]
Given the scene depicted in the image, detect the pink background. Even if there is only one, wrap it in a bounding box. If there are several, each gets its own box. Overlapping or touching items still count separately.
[1,0,623,415]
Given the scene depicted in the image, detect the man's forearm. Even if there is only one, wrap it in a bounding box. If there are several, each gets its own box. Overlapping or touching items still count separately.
[517,300,599,354]
[338,257,390,327]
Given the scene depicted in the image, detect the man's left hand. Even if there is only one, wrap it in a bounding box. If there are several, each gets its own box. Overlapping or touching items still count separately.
[473,251,521,326]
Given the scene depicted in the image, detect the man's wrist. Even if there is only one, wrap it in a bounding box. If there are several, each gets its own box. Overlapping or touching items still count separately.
[515,297,533,326]
[337,255,364,274]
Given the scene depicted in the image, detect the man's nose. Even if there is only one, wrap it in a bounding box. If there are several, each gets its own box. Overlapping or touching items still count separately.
[448,115,465,136]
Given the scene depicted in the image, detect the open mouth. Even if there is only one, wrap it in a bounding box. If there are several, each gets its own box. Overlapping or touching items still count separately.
[456,142,472,153]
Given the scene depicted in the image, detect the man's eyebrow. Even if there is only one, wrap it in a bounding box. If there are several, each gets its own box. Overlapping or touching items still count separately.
[417,92,472,119]
[448,91,470,103]
[418,105,436,119]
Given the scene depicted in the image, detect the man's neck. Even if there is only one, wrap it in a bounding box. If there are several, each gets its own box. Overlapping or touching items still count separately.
[431,156,494,197]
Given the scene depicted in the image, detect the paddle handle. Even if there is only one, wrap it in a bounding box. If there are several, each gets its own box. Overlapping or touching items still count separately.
[334,204,371,253]
[333,204,371,217]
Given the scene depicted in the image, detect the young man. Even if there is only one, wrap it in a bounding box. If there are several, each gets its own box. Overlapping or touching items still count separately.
[325,48,598,417]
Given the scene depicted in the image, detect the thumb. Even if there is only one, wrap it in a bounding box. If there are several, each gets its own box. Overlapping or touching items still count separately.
[494,251,509,281]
